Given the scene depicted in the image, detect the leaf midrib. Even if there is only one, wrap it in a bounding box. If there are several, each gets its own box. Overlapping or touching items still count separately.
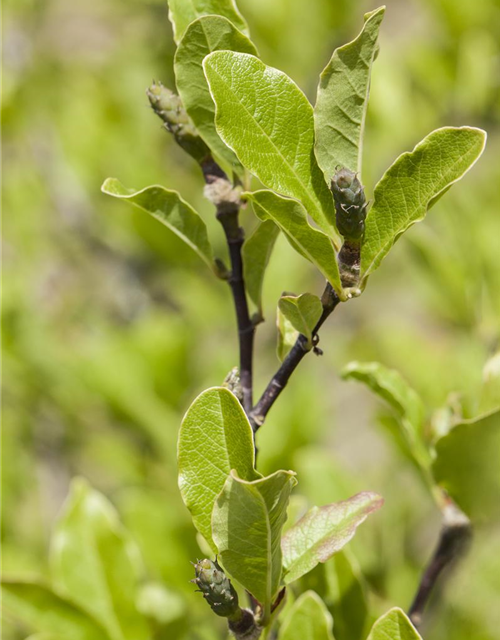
[207,57,322,220]
[363,141,479,276]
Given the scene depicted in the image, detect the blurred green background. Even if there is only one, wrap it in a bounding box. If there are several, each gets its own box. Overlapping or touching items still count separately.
[2,0,500,638]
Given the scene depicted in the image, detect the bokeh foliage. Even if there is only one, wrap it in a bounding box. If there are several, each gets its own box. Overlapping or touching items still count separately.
[2,0,500,638]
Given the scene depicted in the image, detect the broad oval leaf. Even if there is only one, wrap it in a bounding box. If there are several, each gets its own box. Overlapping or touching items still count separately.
[245,191,343,296]
[167,0,249,44]
[203,51,339,242]
[50,479,148,640]
[1,581,111,640]
[314,6,385,179]
[178,387,259,551]
[282,492,383,584]
[432,409,500,523]
[341,361,431,476]
[361,126,487,280]
[174,15,257,172]
[242,219,280,318]
[212,469,297,621]
[278,591,335,640]
[278,293,323,344]
[367,607,422,640]
[101,178,215,271]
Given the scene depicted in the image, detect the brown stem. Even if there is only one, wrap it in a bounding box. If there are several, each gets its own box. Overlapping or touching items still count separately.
[408,499,472,628]
[249,283,340,431]
[201,157,254,414]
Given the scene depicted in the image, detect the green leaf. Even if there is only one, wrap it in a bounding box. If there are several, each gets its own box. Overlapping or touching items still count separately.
[341,361,428,470]
[245,191,343,296]
[432,410,500,523]
[50,479,148,640]
[203,51,339,242]
[242,219,280,317]
[1,581,111,640]
[361,127,487,280]
[101,178,215,272]
[278,591,335,640]
[167,0,249,44]
[178,387,259,551]
[282,492,383,584]
[174,16,257,172]
[314,6,385,179]
[325,550,369,640]
[276,303,299,362]
[367,608,422,640]
[212,469,297,621]
[480,352,500,414]
[278,293,322,345]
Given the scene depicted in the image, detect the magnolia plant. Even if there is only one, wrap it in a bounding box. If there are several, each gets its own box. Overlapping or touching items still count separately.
[100,2,489,639]
[3,3,495,640]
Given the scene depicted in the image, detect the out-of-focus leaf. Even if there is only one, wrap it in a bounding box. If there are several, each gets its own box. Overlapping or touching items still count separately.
[1,581,111,640]
[101,179,215,272]
[278,293,322,345]
[432,410,500,523]
[167,0,249,44]
[203,52,339,241]
[174,16,257,172]
[282,492,383,584]
[277,303,299,362]
[50,479,148,640]
[242,219,280,317]
[212,469,296,622]
[341,361,431,474]
[479,352,500,414]
[361,127,487,280]
[136,582,186,626]
[367,607,422,640]
[327,550,369,640]
[178,387,259,551]
[245,191,343,295]
[314,6,385,178]
[278,590,335,640]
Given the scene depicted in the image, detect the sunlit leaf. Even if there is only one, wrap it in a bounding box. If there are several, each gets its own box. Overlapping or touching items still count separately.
[167,0,249,44]
[314,6,385,178]
[212,469,296,621]
[203,51,339,241]
[361,127,487,280]
[245,191,343,296]
[278,591,335,640]
[50,479,148,640]
[276,303,299,362]
[282,492,383,584]
[367,607,422,640]
[101,178,215,272]
[174,15,257,171]
[278,293,322,345]
[178,387,259,551]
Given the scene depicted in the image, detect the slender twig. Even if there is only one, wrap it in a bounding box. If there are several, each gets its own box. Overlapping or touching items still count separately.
[249,283,340,431]
[202,157,255,414]
[408,498,472,628]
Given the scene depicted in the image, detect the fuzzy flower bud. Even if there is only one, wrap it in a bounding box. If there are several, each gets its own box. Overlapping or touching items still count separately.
[331,167,368,243]
[193,559,240,619]
[147,81,209,163]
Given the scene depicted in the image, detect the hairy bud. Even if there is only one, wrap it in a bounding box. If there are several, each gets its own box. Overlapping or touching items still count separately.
[193,559,240,619]
[147,82,209,163]
[331,167,368,243]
